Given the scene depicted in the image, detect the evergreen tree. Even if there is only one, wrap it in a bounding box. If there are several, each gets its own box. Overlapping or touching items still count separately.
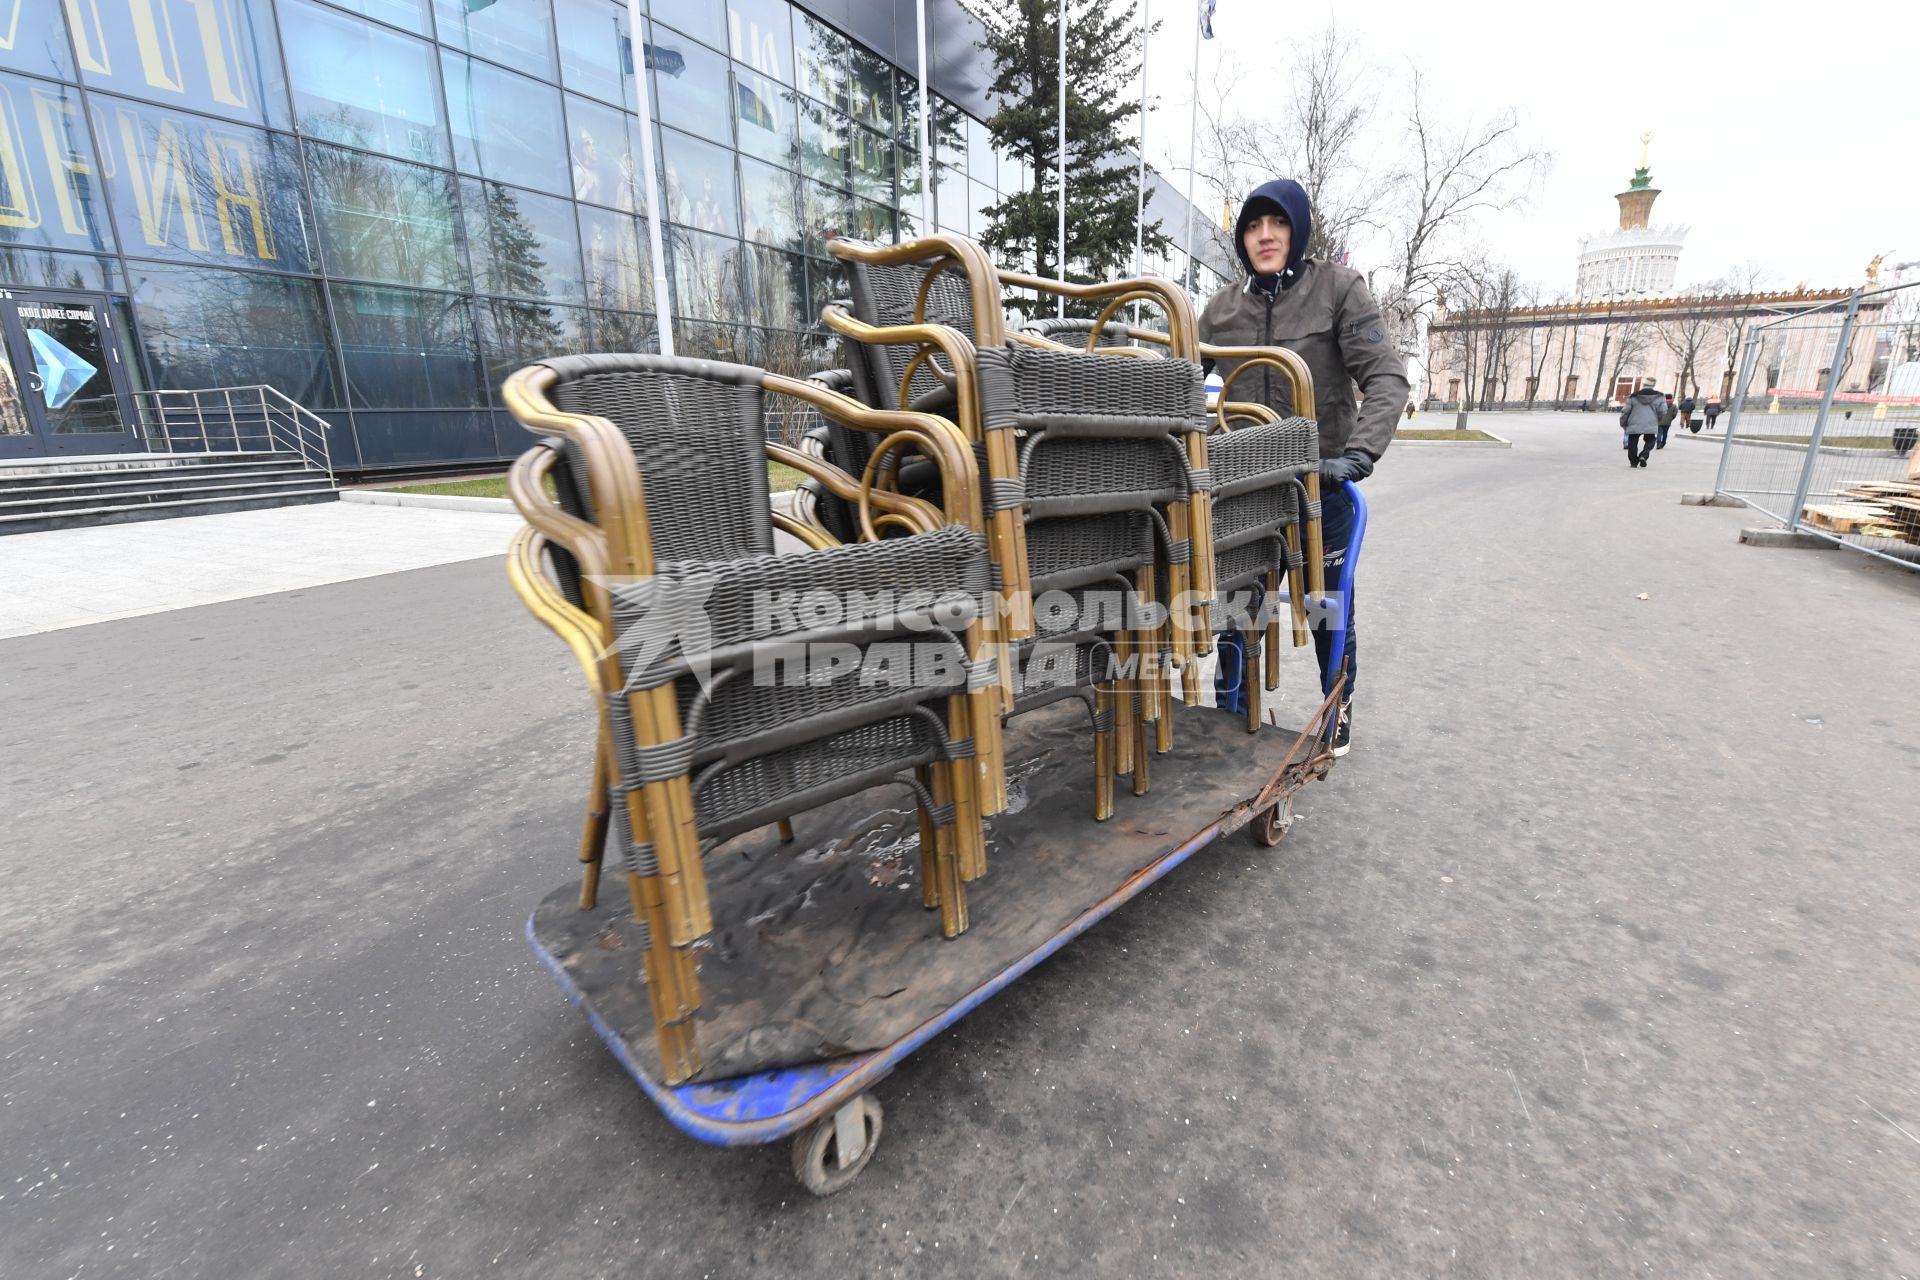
[976,0,1168,316]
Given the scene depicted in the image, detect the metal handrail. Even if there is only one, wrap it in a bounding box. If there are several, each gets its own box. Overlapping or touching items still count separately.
[130,385,335,483]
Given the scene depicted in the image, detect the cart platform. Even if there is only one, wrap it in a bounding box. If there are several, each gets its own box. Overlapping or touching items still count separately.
[529,690,1335,1148]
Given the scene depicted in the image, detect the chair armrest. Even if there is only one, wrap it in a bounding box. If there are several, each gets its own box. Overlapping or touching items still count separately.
[765,442,945,539]
[1196,344,1317,420]
[507,525,610,696]
[995,271,1199,358]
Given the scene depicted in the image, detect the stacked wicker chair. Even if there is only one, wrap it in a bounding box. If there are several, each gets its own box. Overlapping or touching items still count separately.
[820,234,1223,807]
[501,353,1004,1084]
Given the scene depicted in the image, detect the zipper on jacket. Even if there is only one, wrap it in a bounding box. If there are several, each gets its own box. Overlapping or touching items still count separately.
[1261,294,1274,407]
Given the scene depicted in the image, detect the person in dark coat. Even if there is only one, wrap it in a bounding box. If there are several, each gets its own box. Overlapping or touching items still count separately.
[1678,395,1696,432]
[1705,397,1723,430]
[1197,178,1409,757]
[1620,383,1671,467]
[1658,394,1676,448]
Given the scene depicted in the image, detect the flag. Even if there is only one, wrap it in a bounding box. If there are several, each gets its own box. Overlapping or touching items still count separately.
[1200,0,1215,39]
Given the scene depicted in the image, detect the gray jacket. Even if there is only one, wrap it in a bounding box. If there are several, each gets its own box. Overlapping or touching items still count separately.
[1619,387,1672,435]
[1197,261,1410,461]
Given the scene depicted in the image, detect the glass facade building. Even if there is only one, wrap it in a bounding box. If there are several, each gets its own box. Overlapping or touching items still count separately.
[0,0,1223,470]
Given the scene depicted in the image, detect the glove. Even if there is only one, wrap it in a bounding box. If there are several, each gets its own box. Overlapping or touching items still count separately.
[1319,449,1375,485]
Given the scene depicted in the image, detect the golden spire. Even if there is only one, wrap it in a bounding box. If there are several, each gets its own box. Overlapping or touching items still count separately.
[1638,130,1652,171]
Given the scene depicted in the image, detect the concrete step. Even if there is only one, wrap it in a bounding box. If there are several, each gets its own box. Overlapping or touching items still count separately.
[0,474,337,517]
[0,460,313,498]
[0,486,340,534]
[0,451,304,479]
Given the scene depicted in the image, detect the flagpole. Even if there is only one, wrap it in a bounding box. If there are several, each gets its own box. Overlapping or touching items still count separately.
[1056,0,1067,318]
[1180,0,1200,297]
[916,0,932,239]
[626,0,674,356]
[1133,0,1148,281]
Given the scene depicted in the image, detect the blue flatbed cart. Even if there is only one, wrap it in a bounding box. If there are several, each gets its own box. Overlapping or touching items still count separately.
[528,487,1365,1194]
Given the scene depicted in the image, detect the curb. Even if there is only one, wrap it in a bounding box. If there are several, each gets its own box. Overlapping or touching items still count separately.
[347,489,800,514]
[1392,431,1512,449]
[1680,493,1745,507]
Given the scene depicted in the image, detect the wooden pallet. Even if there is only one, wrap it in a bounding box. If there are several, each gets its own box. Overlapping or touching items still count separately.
[1802,502,1893,534]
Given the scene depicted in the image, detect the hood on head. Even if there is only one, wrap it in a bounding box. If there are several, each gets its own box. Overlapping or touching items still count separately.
[1234,178,1313,280]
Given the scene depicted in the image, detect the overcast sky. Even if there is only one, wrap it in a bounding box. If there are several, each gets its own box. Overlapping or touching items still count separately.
[1132,0,1920,295]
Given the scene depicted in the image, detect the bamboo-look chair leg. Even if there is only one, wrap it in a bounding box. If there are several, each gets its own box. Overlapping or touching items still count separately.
[1303,473,1328,601]
[618,784,702,1083]
[1242,628,1262,734]
[776,817,795,843]
[966,621,1009,817]
[1132,701,1152,795]
[1264,571,1283,690]
[578,729,612,910]
[1111,628,1136,778]
[927,764,968,937]
[914,764,941,912]
[1282,521,1310,648]
[946,696,987,883]
[1092,684,1116,821]
[1165,501,1196,702]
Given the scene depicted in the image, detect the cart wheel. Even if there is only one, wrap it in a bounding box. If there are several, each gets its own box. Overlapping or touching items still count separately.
[1255,795,1294,847]
[791,1094,883,1196]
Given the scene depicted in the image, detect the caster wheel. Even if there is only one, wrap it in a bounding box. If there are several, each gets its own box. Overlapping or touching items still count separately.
[1254,795,1294,847]
[791,1094,883,1196]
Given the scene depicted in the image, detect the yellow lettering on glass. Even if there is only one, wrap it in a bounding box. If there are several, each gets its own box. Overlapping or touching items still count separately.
[0,84,40,230]
[180,0,250,110]
[30,88,97,237]
[0,0,25,51]
[129,0,185,94]
[204,131,273,258]
[61,0,112,75]
[116,107,207,250]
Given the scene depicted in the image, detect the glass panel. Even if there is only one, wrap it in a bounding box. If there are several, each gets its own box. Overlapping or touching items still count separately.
[725,0,790,84]
[474,296,587,398]
[659,127,737,237]
[797,177,845,256]
[792,12,845,114]
[794,97,846,189]
[736,155,799,254]
[316,0,429,35]
[330,282,484,408]
[589,307,655,353]
[442,52,569,195]
[662,225,740,321]
[554,0,634,108]
[0,0,76,80]
[95,94,313,272]
[578,203,653,312]
[846,45,890,132]
[0,247,119,290]
[933,98,964,172]
[0,73,115,253]
[304,141,467,290]
[847,122,890,206]
[461,178,583,303]
[433,0,555,79]
[659,0,723,54]
[932,163,964,235]
[0,350,27,435]
[804,254,840,320]
[849,198,891,244]
[742,242,802,330]
[15,296,121,432]
[282,0,447,165]
[676,318,741,361]
[128,261,341,406]
[650,23,730,147]
[970,178,995,239]
[65,0,291,129]
[967,115,993,186]
[731,63,793,169]
[565,94,640,212]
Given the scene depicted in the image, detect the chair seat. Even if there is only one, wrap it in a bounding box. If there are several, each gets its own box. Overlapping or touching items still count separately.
[1209,417,1317,497]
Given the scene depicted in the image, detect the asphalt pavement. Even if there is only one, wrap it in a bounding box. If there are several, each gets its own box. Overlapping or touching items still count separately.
[4,413,1918,1278]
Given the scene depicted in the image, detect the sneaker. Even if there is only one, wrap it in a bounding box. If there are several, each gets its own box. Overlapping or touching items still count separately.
[1332,700,1352,757]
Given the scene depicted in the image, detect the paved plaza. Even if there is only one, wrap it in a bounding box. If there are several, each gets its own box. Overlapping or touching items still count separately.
[3,413,1917,1277]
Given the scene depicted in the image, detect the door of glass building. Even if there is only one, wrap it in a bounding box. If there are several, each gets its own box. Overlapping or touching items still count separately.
[0,291,141,460]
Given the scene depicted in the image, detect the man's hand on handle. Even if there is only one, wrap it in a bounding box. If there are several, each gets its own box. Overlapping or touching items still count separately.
[1320,449,1375,485]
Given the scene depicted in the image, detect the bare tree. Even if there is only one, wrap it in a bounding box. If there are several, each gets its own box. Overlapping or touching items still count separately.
[1375,67,1546,362]
[1604,321,1651,403]
[1714,261,1771,401]
[1657,291,1722,400]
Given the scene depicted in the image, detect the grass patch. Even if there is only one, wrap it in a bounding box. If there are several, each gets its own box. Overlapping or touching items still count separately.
[1395,427,1501,442]
[379,458,806,499]
[1736,435,1913,450]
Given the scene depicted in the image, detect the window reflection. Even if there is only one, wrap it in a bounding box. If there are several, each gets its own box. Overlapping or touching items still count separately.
[314,0,429,35]
[742,242,804,330]
[664,225,741,321]
[305,142,467,291]
[0,74,116,255]
[65,0,292,130]
[0,248,120,291]
[660,128,738,237]
[731,64,794,169]
[725,0,791,84]
[846,46,891,132]
[461,179,584,303]
[578,204,653,312]
[129,261,342,407]
[474,296,587,397]
[554,0,634,108]
[0,0,76,80]
[795,98,847,189]
[329,282,485,409]
[433,0,556,80]
[96,94,311,272]
[442,52,570,195]
[850,198,892,245]
[650,26,730,147]
[847,123,891,206]
[737,157,801,254]
[662,0,726,55]
[589,308,657,353]
[565,95,639,212]
[798,178,847,256]
[793,14,846,113]
[282,0,448,165]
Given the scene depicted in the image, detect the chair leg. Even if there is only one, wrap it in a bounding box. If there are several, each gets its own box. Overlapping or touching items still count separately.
[914,765,941,912]
[1263,571,1283,690]
[946,697,987,883]
[1112,637,1136,778]
[1242,629,1262,734]
[578,730,612,910]
[1093,684,1116,821]
[776,817,796,843]
[1132,701,1152,795]
[927,767,969,938]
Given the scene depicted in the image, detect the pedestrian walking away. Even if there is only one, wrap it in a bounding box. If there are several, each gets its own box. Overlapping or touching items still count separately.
[1678,394,1697,434]
[1197,177,1410,757]
[1658,394,1676,449]
[1621,383,1667,467]
[1705,397,1723,430]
